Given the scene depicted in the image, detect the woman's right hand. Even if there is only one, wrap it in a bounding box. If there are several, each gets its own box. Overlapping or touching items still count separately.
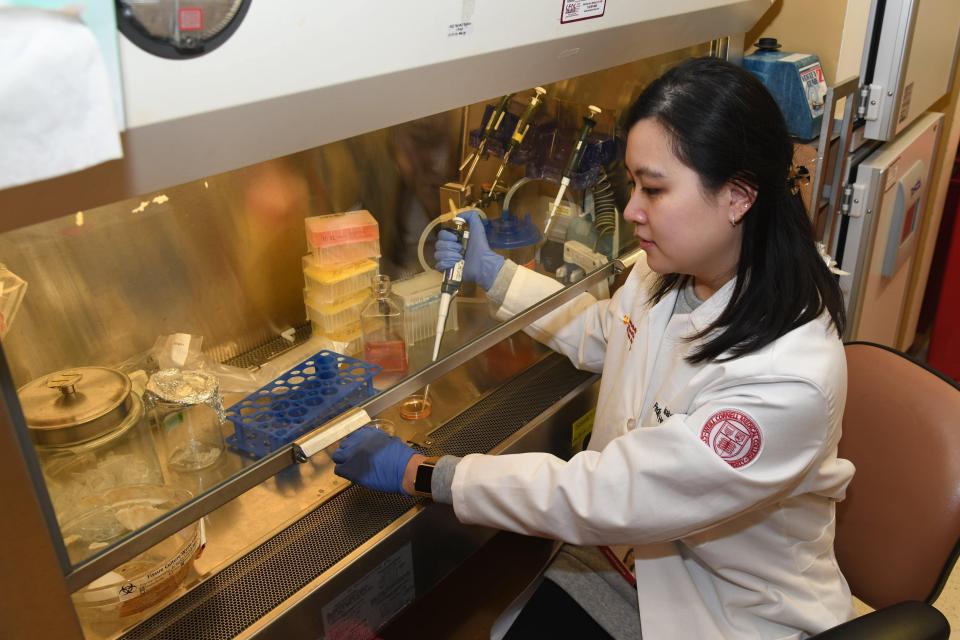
[434,209,505,291]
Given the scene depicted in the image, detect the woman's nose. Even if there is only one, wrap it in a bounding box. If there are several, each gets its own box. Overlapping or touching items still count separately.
[623,192,646,224]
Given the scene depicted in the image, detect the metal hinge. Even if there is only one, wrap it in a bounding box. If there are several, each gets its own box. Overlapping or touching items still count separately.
[857,84,882,121]
[840,183,868,218]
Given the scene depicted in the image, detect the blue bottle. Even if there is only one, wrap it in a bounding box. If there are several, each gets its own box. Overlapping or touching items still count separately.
[742,38,827,141]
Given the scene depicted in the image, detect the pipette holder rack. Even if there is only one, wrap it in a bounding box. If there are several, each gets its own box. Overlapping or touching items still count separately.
[467,104,539,165]
[524,123,619,189]
[467,107,618,190]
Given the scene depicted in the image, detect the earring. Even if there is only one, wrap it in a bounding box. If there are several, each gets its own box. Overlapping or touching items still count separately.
[730,203,750,227]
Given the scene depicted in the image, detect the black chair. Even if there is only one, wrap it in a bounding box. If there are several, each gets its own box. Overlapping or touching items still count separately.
[811,342,960,639]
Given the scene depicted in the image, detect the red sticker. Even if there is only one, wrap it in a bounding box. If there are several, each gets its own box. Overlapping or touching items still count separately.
[700,409,762,468]
[178,7,204,32]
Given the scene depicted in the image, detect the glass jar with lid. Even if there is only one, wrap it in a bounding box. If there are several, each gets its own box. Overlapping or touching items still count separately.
[144,369,226,472]
[17,366,166,526]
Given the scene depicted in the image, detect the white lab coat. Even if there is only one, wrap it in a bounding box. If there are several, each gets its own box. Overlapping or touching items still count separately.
[450,263,856,639]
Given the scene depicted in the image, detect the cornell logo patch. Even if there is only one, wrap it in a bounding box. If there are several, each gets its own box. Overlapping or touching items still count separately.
[699,409,763,469]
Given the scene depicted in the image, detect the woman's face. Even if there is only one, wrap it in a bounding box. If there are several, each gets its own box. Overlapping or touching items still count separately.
[623,118,751,292]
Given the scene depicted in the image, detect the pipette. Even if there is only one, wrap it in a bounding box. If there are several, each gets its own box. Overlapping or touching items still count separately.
[484,87,547,203]
[543,105,602,240]
[459,93,514,187]
[421,211,471,406]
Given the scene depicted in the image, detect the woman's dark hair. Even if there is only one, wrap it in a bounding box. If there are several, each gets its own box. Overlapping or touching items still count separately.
[625,56,845,363]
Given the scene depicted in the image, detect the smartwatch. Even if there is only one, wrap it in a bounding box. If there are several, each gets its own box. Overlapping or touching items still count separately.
[413,457,439,498]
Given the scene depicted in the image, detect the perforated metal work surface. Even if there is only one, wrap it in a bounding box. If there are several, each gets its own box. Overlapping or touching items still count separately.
[121,355,592,640]
[223,324,312,370]
[421,356,593,458]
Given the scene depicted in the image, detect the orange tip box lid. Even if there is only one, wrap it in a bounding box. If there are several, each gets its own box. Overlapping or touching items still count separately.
[305,211,380,249]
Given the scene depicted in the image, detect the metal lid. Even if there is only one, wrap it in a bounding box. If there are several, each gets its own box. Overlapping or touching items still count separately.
[18,367,134,446]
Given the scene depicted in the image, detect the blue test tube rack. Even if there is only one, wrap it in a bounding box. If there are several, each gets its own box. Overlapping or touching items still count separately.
[225,350,381,459]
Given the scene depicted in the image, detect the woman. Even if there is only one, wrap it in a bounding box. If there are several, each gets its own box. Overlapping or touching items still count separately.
[333,57,854,639]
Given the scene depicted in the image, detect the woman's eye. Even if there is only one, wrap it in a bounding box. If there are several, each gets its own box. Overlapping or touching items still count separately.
[627,180,661,198]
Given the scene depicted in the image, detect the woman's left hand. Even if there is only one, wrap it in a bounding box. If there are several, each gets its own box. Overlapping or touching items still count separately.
[332,425,418,494]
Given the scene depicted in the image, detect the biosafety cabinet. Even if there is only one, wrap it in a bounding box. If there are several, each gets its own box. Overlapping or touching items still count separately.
[0,2,771,638]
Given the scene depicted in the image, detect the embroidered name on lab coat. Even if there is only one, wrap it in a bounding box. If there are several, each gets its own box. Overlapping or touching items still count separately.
[653,402,673,423]
[700,409,763,468]
[622,314,637,349]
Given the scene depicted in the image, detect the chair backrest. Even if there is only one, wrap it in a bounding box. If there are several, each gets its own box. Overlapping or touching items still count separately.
[836,342,960,609]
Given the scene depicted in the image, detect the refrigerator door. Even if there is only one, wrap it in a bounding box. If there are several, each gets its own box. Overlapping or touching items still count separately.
[859,0,960,141]
[837,112,943,347]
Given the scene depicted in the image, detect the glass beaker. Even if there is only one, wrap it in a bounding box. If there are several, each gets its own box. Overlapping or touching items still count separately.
[361,275,409,375]
[145,369,226,472]
[19,366,166,527]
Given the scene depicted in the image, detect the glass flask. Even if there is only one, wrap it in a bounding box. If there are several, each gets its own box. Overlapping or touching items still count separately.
[361,275,409,375]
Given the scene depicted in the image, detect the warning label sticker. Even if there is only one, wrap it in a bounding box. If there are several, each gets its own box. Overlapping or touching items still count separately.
[898,82,914,124]
[447,22,473,37]
[321,545,415,640]
[561,0,607,24]
[798,62,827,118]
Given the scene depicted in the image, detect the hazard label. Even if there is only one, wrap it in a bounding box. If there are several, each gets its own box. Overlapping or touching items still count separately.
[561,0,607,24]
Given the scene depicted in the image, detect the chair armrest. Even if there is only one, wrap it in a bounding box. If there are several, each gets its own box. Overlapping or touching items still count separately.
[809,601,949,640]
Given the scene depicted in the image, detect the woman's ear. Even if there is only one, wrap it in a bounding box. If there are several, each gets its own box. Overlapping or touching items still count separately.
[725,179,758,227]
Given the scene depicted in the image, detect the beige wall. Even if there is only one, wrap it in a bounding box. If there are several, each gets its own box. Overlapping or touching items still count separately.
[835,0,872,81]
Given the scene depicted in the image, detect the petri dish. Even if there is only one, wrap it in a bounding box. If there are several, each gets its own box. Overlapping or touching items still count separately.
[398,394,432,421]
[369,418,396,436]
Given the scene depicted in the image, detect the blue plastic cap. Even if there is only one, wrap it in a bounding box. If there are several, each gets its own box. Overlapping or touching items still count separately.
[484,211,542,249]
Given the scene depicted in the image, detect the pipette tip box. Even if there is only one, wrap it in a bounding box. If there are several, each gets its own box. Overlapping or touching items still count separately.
[392,270,459,346]
[305,211,381,266]
[302,255,379,305]
[305,289,368,335]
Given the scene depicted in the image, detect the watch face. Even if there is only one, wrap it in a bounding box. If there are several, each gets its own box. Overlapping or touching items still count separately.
[414,462,435,496]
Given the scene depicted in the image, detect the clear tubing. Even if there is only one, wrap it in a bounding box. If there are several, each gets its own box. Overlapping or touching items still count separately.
[417,210,487,274]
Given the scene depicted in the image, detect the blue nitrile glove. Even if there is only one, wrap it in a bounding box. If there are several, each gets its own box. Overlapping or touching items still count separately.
[332,425,417,494]
[434,209,505,291]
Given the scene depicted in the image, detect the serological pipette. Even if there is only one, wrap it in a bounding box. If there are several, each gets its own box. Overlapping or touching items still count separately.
[543,105,602,239]
[459,93,514,187]
[421,214,471,406]
[484,87,547,202]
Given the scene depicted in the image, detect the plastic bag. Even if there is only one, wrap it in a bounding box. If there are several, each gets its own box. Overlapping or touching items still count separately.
[0,264,27,338]
[115,333,260,395]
